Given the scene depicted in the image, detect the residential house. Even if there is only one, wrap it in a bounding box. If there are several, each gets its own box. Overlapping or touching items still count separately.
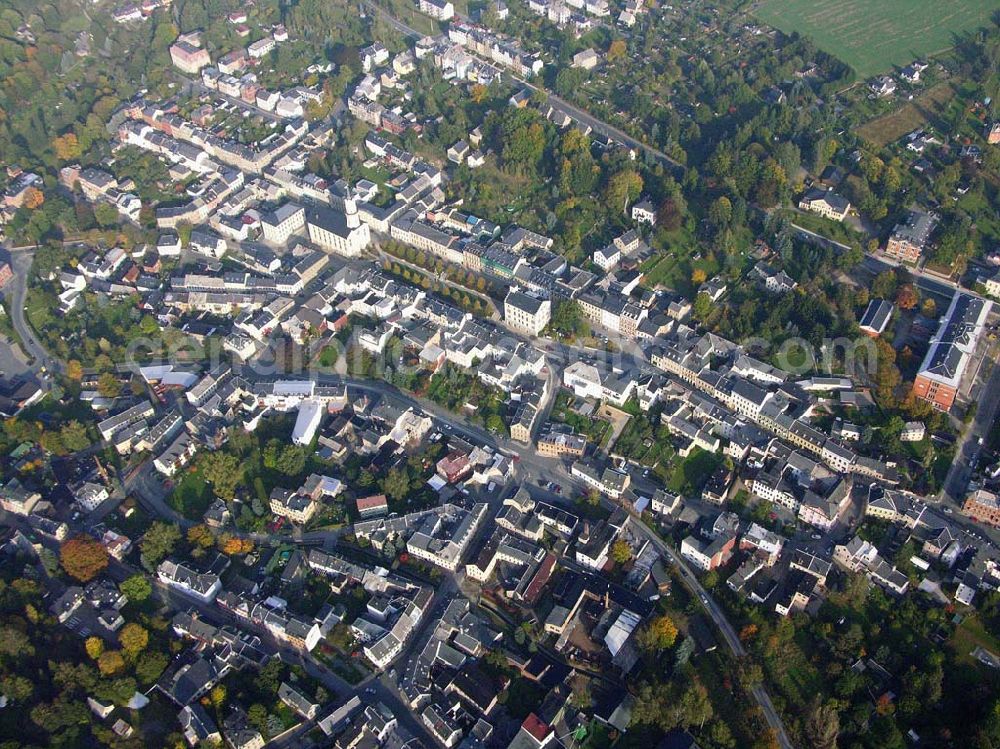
[884,209,937,263]
[357,494,389,518]
[157,560,221,603]
[631,198,656,225]
[504,290,551,336]
[965,489,1000,526]
[798,187,851,222]
[680,533,735,572]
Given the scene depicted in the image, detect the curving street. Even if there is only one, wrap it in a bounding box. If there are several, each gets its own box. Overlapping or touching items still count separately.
[5,246,54,374]
[122,368,796,746]
[362,0,683,172]
[8,235,796,747]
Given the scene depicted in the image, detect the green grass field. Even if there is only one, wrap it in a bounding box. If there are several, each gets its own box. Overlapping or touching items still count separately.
[755,0,1000,78]
[855,81,957,145]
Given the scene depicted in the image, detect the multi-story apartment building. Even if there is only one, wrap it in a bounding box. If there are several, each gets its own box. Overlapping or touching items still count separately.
[261,202,305,245]
[797,186,851,221]
[884,209,937,263]
[170,33,211,73]
[964,489,1000,526]
[536,432,587,458]
[504,290,551,336]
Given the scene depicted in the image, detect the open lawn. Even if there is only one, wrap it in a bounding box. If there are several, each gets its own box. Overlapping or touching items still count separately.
[641,251,719,296]
[777,207,863,250]
[856,82,958,146]
[551,391,614,447]
[950,613,1000,668]
[754,0,1000,78]
[666,448,723,496]
[759,632,823,707]
[168,465,214,519]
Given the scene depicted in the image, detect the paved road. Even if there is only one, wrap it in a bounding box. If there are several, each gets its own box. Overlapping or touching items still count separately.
[860,253,962,301]
[364,1,683,172]
[610,505,795,749]
[516,78,683,171]
[177,74,286,124]
[0,321,31,381]
[5,246,56,375]
[790,220,971,302]
[337,380,786,745]
[940,348,1000,504]
[106,555,441,749]
[373,243,499,318]
[12,234,794,746]
[64,364,797,746]
[790,222,852,253]
[114,361,795,746]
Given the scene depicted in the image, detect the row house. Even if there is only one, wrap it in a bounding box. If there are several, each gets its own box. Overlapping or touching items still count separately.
[681,533,736,572]
[797,478,851,532]
[570,461,630,500]
[740,523,785,565]
[562,360,636,406]
[833,537,909,595]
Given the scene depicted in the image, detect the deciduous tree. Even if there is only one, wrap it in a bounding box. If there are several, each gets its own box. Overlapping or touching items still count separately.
[804,697,840,749]
[636,614,678,652]
[135,650,168,685]
[604,169,643,213]
[219,535,253,555]
[140,521,181,567]
[187,525,215,549]
[0,627,33,658]
[52,133,81,161]
[119,623,148,656]
[23,187,44,210]
[381,467,410,502]
[895,283,919,310]
[97,650,125,676]
[93,202,119,228]
[657,197,685,231]
[96,372,122,398]
[611,538,632,565]
[693,292,713,321]
[201,451,242,499]
[0,673,33,702]
[59,420,90,452]
[209,684,227,708]
[60,536,109,582]
[119,574,151,602]
[85,636,104,660]
[607,39,626,62]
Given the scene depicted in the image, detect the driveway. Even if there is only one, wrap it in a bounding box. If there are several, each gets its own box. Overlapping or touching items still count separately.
[0,331,31,380]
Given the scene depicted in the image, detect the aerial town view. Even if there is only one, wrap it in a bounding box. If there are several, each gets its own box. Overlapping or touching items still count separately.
[4,0,1000,747]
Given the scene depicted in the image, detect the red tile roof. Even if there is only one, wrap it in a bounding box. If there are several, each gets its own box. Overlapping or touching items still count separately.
[356,494,387,511]
[523,552,556,606]
[522,714,550,743]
